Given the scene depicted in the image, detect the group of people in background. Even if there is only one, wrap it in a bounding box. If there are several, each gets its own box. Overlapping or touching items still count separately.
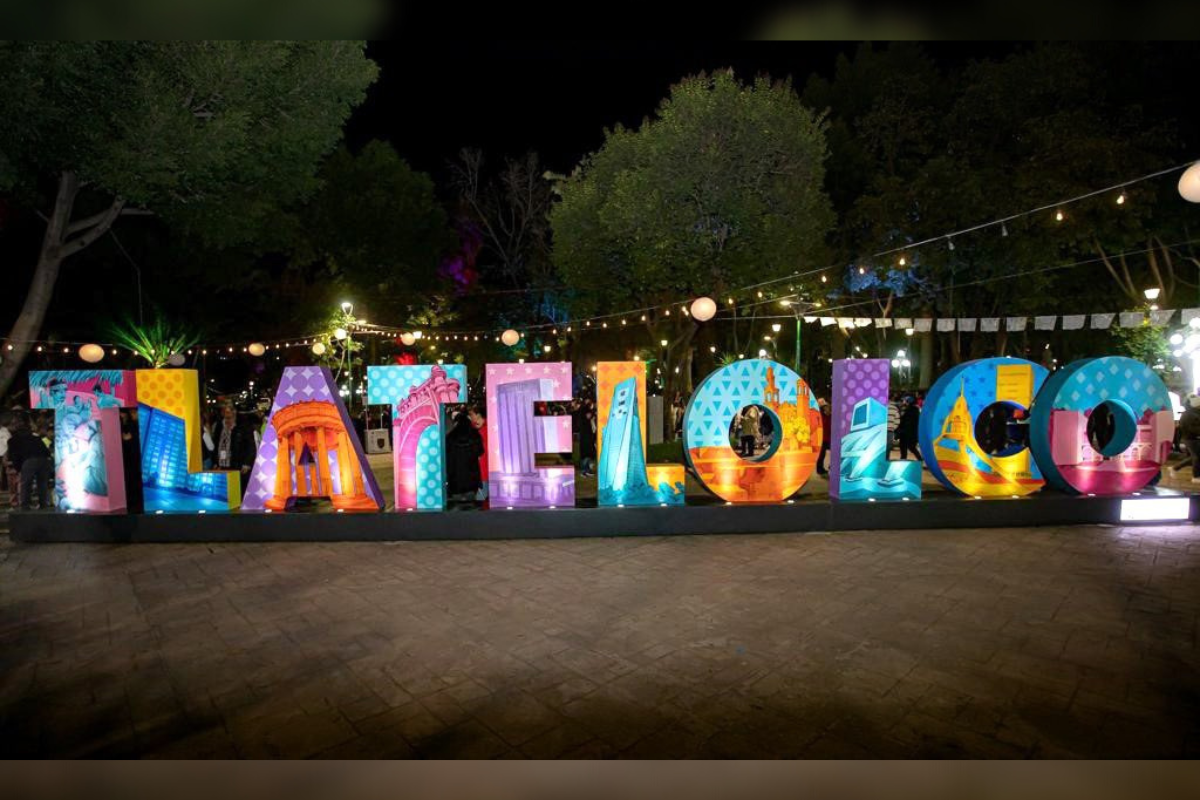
[0,409,54,511]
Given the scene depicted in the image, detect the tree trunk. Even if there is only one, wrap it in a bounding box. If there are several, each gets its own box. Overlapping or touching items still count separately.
[0,172,126,400]
[0,172,79,399]
[918,331,934,389]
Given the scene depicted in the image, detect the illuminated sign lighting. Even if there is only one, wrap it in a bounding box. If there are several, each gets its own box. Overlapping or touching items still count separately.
[1119,497,1190,522]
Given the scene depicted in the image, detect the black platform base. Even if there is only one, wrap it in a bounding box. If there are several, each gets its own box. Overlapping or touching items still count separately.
[8,489,1197,544]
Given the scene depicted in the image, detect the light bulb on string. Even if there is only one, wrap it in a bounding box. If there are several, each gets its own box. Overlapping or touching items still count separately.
[858,266,866,275]
[898,256,906,267]
[1116,192,1126,205]
[1054,210,1064,222]
[820,274,827,283]
[1001,222,1009,237]
[947,238,955,251]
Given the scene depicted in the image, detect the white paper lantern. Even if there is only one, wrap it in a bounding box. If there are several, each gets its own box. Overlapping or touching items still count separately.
[400,332,416,347]
[78,343,105,363]
[312,342,327,356]
[333,328,348,340]
[1179,162,1200,203]
[501,329,520,346]
[248,342,266,357]
[690,296,718,322]
[167,353,186,367]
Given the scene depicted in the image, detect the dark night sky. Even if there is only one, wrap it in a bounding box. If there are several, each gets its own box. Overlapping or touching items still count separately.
[344,41,1018,183]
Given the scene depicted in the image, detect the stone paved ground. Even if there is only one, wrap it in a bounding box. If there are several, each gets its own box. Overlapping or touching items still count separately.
[0,523,1197,758]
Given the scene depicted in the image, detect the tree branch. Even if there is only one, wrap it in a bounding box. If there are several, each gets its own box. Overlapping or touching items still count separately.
[60,198,126,258]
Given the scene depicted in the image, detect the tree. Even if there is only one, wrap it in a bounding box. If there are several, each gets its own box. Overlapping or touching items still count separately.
[0,41,377,397]
[295,140,453,310]
[805,43,1197,379]
[450,148,556,290]
[552,70,834,404]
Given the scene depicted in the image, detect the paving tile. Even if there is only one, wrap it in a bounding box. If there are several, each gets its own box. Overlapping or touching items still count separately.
[1,522,1197,757]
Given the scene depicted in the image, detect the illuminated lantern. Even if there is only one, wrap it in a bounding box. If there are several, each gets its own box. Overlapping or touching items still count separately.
[1029,356,1173,495]
[366,364,467,510]
[595,361,685,506]
[28,370,138,511]
[1179,161,1200,203]
[683,358,822,503]
[400,332,416,347]
[248,342,266,357]
[241,366,382,512]
[830,359,921,501]
[136,369,239,511]
[919,357,1048,497]
[334,328,348,340]
[485,361,574,508]
[689,296,717,322]
[501,329,520,347]
[78,343,105,363]
[312,342,327,356]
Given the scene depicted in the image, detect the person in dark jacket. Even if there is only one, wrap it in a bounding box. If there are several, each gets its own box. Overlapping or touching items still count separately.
[574,401,598,476]
[7,419,53,510]
[816,397,831,476]
[211,404,258,497]
[445,410,484,501]
[1169,395,1200,483]
[120,409,144,513]
[897,396,922,461]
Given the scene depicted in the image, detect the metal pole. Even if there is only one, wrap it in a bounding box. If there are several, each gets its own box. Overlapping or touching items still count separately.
[794,314,801,376]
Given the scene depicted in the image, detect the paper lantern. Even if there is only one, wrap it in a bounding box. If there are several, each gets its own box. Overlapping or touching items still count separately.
[333,328,348,340]
[501,329,520,346]
[312,342,327,356]
[248,342,266,357]
[167,353,186,367]
[690,296,717,322]
[1179,162,1200,203]
[400,332,416,347]
[78,343,105,363]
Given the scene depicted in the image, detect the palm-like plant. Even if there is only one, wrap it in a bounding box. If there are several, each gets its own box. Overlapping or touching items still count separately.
[108,317,200,369]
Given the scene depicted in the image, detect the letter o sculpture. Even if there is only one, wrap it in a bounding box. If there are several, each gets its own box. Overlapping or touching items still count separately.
[919,357,1049,497]
[683,358,822,503]
[1029,356,1174,495]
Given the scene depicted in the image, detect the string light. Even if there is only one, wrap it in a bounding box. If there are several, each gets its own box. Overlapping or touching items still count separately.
[898,256,906,267]
[1116,193,1126,205]
[1054,210,1064,222]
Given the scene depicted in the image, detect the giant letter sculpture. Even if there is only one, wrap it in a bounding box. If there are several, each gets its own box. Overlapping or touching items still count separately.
[683,358,822,503]
[595,361,685,506]
[242,366,382,512]
[136,369,239,511]
[1029,356,1174,495]
[29,369,137,511]
[919,357,1048,497]
[367,364,467,510]
[486,362,574,508]
[830,359,921,501]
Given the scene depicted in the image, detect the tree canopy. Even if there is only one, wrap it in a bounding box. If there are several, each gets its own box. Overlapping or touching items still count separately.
[552,70,835,316]
[0,41,377,396]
